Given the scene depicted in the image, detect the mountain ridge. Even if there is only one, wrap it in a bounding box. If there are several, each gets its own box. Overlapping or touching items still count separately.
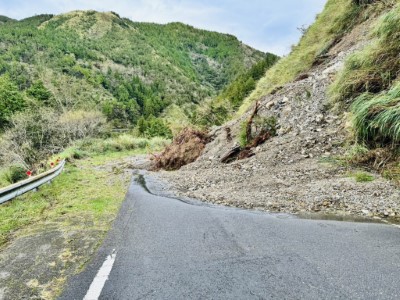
[0,10,278,166]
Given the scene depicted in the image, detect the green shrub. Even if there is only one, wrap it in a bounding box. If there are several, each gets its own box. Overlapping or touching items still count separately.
[238,116,277,148]
[71,149,89,160]
[5,165,28,184]
[344,143,370,160]
[137,116,173,138]
[254,116,277,136]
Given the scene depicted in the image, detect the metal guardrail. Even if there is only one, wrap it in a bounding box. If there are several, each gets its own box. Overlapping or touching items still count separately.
[0,160,66,205]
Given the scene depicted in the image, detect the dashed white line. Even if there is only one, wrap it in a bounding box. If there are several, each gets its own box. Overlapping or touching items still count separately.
[83,249,117,300]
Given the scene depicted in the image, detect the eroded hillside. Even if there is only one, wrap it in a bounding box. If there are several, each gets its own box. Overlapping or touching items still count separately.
[156,0,400,221]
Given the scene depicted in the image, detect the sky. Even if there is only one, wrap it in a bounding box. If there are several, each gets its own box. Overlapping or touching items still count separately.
[0,0,327,55]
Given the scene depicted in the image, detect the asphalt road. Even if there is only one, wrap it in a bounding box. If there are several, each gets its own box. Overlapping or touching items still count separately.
[60,174,400,300]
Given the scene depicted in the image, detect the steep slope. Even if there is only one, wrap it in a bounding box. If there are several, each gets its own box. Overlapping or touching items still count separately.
[157,0,400,221]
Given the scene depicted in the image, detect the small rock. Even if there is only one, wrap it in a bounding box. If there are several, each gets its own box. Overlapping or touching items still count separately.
[315,114,324,123]
[282,105,292,116]
[266,100,276,109]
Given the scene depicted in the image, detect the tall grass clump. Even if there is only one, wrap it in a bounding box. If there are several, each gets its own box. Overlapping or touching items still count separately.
[330,2,400,104]
[351,82,400,145]
[237,0,364,115]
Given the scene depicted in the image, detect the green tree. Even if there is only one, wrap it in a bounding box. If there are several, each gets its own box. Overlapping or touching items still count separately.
[137,116,146,135]
[0,75,25,128]
[137,115,172,138]
[27,80,53,104]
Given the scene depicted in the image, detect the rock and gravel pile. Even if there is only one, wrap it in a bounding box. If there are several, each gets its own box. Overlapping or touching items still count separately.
[152,22,400,222]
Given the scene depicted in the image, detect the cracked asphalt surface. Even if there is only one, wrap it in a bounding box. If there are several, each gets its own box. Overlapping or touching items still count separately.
[60,174,400,299]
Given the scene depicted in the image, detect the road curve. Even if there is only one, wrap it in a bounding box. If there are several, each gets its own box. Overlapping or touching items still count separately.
[60,174,400,300]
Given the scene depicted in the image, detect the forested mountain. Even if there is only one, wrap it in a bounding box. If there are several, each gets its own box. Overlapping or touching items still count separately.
[0,10,276,132]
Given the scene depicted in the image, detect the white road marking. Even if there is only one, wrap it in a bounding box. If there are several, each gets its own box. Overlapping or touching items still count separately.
[83,249,117,300]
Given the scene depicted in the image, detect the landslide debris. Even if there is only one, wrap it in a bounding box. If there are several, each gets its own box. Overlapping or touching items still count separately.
[152,128,210,171]
[155,0,400,221]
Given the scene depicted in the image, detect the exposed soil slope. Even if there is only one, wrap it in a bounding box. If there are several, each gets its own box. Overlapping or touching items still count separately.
[157,8,400,222]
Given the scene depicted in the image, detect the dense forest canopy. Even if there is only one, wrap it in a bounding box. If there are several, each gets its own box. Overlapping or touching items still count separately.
[0,10,278,167]
[0,11,276,129]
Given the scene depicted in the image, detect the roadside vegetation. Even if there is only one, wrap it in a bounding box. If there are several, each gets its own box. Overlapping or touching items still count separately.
[0,134,169,187]
[0,134,168,245]
[0,119,169,298]
[329,1,400,181]
[0,149,137,298]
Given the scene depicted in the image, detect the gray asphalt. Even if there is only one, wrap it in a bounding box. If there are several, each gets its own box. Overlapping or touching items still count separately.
[60,174,400,300]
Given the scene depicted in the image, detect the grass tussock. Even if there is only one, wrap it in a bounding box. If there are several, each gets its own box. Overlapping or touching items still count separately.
[326,1,400,179]
[351,82,400,145]
[350,171,375,182]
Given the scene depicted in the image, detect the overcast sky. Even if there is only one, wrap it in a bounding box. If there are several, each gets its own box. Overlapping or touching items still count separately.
[0,0,327,55]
